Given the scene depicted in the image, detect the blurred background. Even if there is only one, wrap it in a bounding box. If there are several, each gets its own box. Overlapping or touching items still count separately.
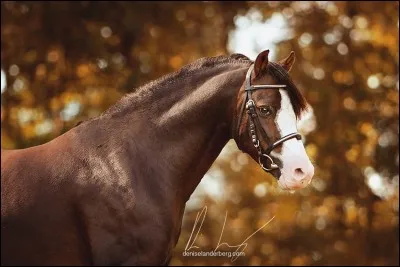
[1,1,398,266]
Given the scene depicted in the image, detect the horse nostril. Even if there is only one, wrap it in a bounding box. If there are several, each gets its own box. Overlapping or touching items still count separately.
[295,168,304,176]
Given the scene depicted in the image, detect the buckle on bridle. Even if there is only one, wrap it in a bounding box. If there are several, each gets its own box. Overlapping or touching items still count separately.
[245,100,256,115]
[259,154,279,172]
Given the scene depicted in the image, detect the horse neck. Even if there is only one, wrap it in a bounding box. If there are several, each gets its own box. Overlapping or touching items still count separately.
[103,62,249,203]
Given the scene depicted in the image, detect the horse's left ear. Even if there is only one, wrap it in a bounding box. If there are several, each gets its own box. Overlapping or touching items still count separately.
[279,51,296,72]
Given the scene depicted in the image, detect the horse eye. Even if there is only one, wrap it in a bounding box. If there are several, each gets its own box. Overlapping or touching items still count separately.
[259,106,273,116]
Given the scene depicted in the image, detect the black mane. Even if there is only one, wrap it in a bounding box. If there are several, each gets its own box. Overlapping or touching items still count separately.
[100,53,307,119]
[267,61,308,118]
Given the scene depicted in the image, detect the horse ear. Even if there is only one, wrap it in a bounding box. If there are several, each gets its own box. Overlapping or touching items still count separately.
[279,51,296,72]
[254,50,270,77]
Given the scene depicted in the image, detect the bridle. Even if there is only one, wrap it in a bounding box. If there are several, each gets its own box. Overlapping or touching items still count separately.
[236,64,302,173]
[235,64,302,173]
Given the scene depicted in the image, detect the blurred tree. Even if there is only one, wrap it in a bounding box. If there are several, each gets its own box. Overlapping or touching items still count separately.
[1,1,248,148]
[171,1,399,266]
[271,1,399,264]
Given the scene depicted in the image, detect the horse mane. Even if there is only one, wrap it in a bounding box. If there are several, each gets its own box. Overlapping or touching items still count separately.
[97,53,307,119]
[126,53,251,97]
[100,54,252,117]
[267,62,308,119]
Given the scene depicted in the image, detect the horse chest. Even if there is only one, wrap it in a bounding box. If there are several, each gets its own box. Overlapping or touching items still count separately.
[77,173,181,265]
[81,197,179,265]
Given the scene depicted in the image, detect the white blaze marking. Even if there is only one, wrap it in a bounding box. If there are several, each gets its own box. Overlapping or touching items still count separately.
[275,89,297,136]
[272,89,312,186]
[271,89,299,160]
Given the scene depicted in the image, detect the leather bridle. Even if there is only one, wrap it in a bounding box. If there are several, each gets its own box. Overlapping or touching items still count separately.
[235,64,302,173]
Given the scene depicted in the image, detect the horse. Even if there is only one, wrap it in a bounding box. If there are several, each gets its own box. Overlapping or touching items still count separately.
[1,49,314,265]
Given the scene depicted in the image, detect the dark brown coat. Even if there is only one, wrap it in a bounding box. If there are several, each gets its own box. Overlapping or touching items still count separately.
[1,53,307,265]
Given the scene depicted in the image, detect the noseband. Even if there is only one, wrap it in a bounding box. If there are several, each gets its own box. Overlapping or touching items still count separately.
[235,64,302,173]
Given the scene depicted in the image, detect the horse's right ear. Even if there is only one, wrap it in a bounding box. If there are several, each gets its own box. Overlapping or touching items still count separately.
[254,50,270,78]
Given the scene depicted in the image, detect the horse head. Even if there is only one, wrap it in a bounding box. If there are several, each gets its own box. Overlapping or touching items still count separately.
[234,50,314,190]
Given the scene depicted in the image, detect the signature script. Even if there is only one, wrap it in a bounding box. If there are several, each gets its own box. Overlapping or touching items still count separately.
[184,206,275,262]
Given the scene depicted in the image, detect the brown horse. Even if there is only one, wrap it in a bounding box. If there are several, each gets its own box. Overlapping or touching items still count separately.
[1,50,314,265]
